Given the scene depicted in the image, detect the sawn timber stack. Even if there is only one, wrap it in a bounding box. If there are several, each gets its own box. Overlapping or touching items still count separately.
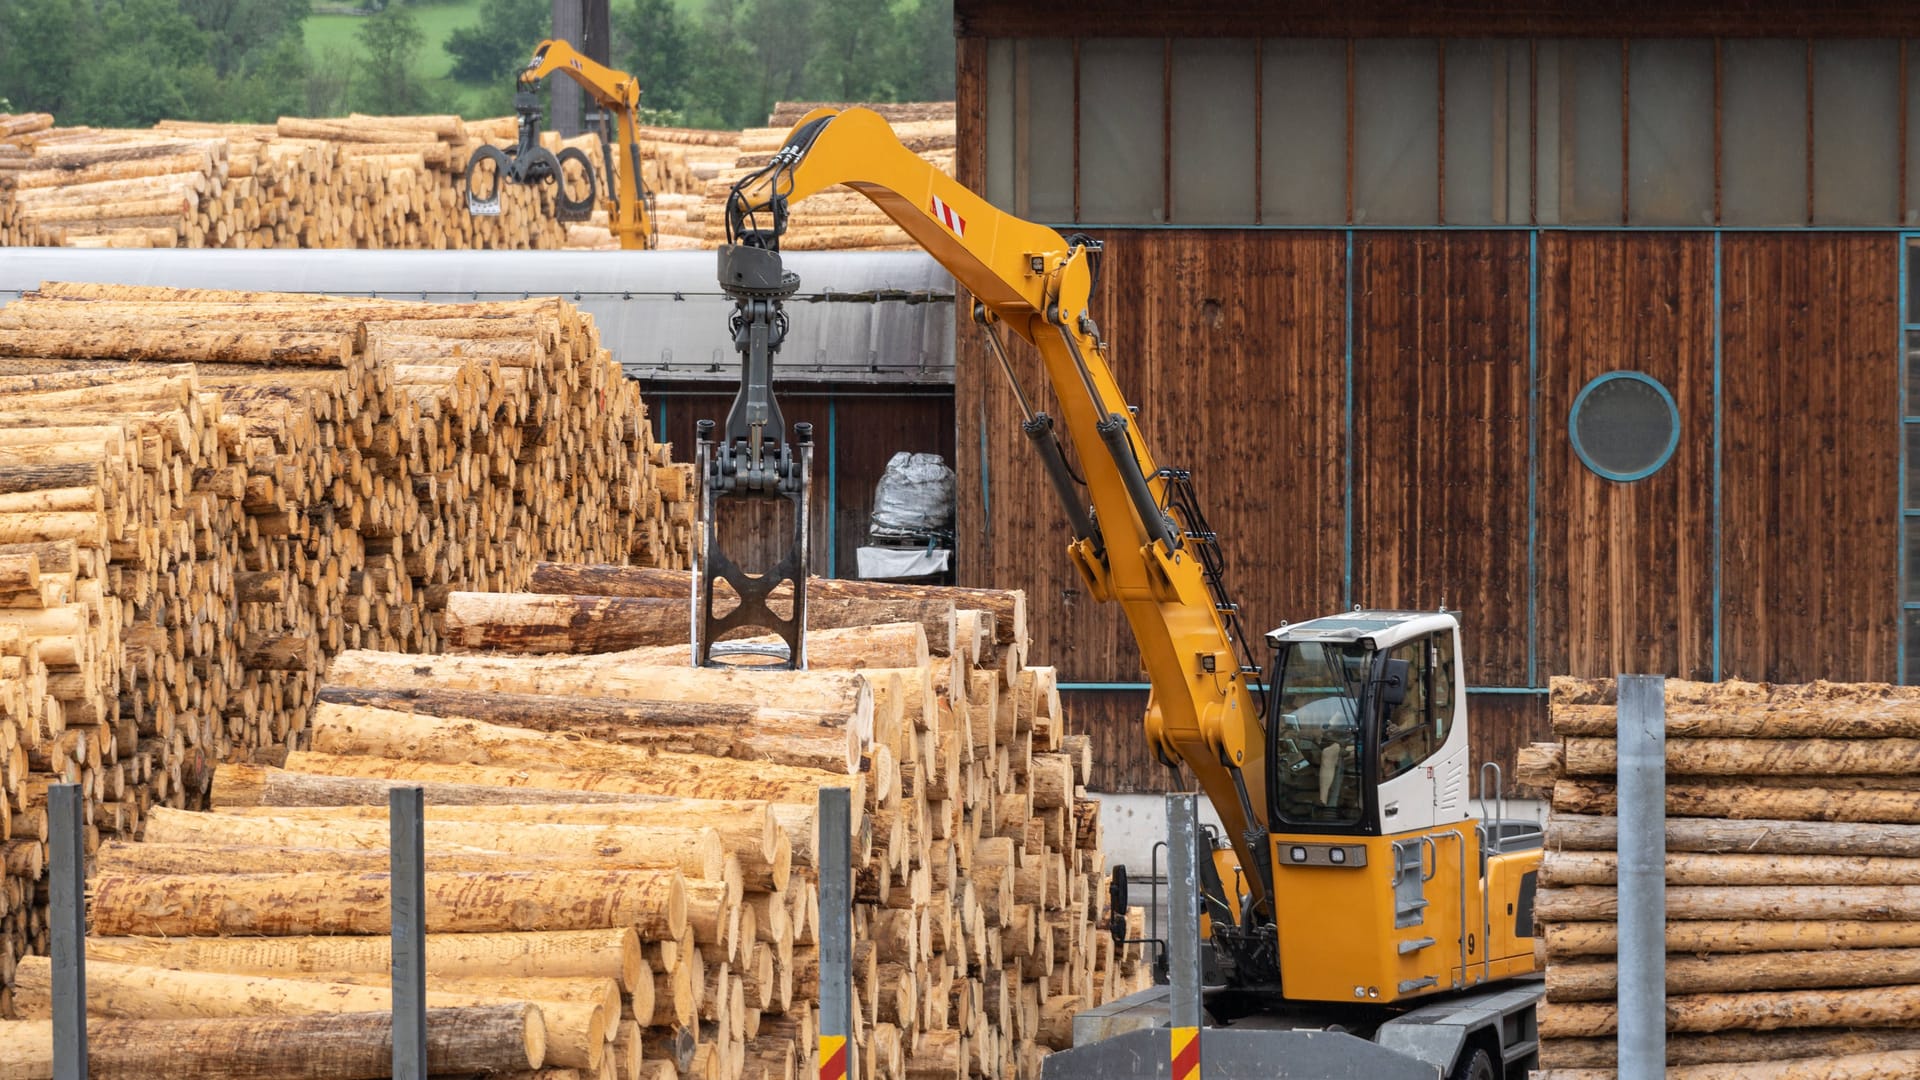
[0,283,694,992]
[41,563,1148,1080]
[1527,677,1920,1079]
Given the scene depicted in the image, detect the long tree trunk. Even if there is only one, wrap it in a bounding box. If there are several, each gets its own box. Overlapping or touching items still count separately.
[1544,814,1920,857]
[208,764,725,811]
[1541,920,1920,959]
[94,840,696,878]
[201,801,782,868]
[1533,1050,1920,1080]
[527,563,1027,646]
[88,869,689,939]
[307,700,860,778]
[1544,948,1920,1001]
[1540,851,1920,887]
[322,652,872,718]
[1561,736,1920,776]
[276,749,858,806]
[443,592,931,666]
[140,807,741,886]
[0,1005,544,1079]
[1537,885,1920,922]
[9,958,606,1070]
[1551,779,1920,823]
[85,929,644,993]
[315,684,866,755]
[1539,983,1920,1037]
[1537,1028,1920,1069]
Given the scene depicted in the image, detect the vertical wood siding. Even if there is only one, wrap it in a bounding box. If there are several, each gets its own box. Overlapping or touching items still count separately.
[945,230,1895,794]
[1537,232,1717,681]
[1720,233,1899,681]
[1352,233,1534,688]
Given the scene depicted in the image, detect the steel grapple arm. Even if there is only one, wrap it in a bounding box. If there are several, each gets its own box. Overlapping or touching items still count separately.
[719,107,1272,907]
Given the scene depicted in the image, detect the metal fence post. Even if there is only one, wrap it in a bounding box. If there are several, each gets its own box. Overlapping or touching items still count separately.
[817,787,852,1080]
[50,783,86,1080]
[1166,793,1202,1080]
[1617,675,1667,1079]
[391,786,428,1080]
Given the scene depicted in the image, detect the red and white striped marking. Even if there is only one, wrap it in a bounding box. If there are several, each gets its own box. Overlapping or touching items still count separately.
[930,194,966,238]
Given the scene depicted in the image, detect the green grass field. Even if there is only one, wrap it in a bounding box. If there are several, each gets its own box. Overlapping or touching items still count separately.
[304,0,484,81]
[303,0,493,114]
[300,0,709,116]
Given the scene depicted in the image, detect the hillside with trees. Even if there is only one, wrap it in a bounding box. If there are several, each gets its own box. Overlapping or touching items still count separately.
[0,0,954,128]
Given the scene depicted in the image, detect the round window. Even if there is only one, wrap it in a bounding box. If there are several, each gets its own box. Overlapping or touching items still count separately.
[1569,372,1680,482]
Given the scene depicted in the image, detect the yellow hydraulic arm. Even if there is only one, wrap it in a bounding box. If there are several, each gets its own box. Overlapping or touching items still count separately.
[721,108,1272,908]
[463,39,655,249]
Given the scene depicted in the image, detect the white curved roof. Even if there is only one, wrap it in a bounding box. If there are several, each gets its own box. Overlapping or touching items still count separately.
[0,248,957,385]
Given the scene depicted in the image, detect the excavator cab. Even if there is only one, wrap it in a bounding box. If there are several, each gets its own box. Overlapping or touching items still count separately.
[1260,612,1542,1006]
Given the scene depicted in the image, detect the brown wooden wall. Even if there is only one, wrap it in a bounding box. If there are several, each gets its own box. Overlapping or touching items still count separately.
[1537,234,1719,680]
[954,0,1920,38]
[646,390,956,580]
[946,230,1899,794]
[1720,235,1900,681]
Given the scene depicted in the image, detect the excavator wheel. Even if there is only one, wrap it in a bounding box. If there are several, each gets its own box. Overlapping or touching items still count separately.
[1448,1047,1496,1080]
[463,145,511,216]
[554,146,598,222]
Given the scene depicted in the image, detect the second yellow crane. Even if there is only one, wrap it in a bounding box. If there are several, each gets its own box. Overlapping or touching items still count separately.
[463,38,655,249]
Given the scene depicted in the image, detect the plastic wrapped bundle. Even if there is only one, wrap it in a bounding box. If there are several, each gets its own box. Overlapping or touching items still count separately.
[870,452,955,544]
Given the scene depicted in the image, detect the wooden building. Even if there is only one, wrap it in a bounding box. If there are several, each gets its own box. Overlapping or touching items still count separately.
[946,0,1916,791]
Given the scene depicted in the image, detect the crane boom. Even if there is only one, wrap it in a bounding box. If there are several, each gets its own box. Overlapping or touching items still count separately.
[720,107,1272,907]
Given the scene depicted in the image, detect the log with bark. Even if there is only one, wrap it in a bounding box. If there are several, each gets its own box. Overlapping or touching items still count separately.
[0,1004,546,1079]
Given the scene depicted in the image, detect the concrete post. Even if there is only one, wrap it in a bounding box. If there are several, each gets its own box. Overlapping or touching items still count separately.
[1616,675,1667,1078]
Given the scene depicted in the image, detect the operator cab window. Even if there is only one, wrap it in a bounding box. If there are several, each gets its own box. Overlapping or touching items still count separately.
[1379,632,1451,782]
[1272,641,1367,826]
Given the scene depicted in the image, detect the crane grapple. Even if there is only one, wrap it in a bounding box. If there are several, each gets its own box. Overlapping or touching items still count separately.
[692,242,811,668]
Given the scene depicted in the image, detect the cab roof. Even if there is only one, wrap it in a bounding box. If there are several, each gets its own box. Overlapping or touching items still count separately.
[1264,610,1459,650]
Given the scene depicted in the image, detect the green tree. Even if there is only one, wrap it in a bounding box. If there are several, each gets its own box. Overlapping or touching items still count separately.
[70,0,221,125]
[887,0,953,100]
[0,0,93,116]
[219,32,313,122]
[445,0,547,85]
[353,6,435,113]
[614,0,691,114]
[807,0,894,102]
[740,0,814,121]
[305,42,356,115]
[179,0,311,77]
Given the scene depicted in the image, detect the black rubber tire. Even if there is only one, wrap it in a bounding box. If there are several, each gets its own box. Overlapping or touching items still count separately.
[1449,1047,1497,1080]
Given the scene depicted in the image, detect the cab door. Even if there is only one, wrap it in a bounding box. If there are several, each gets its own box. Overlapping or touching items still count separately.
[1375,635,1446,835]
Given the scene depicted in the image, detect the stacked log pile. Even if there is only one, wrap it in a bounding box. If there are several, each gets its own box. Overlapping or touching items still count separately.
[1527,678,1920,1079]
[2,105,951,252]
[40,564,1150,1079]
[0,114,584,249]
[0,283,693,977]
[686,102,954,251]
[0,113,58,243]
[568,125,740,251]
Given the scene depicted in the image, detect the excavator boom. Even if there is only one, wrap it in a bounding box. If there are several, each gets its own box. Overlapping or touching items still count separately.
[715,107,1271,906]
